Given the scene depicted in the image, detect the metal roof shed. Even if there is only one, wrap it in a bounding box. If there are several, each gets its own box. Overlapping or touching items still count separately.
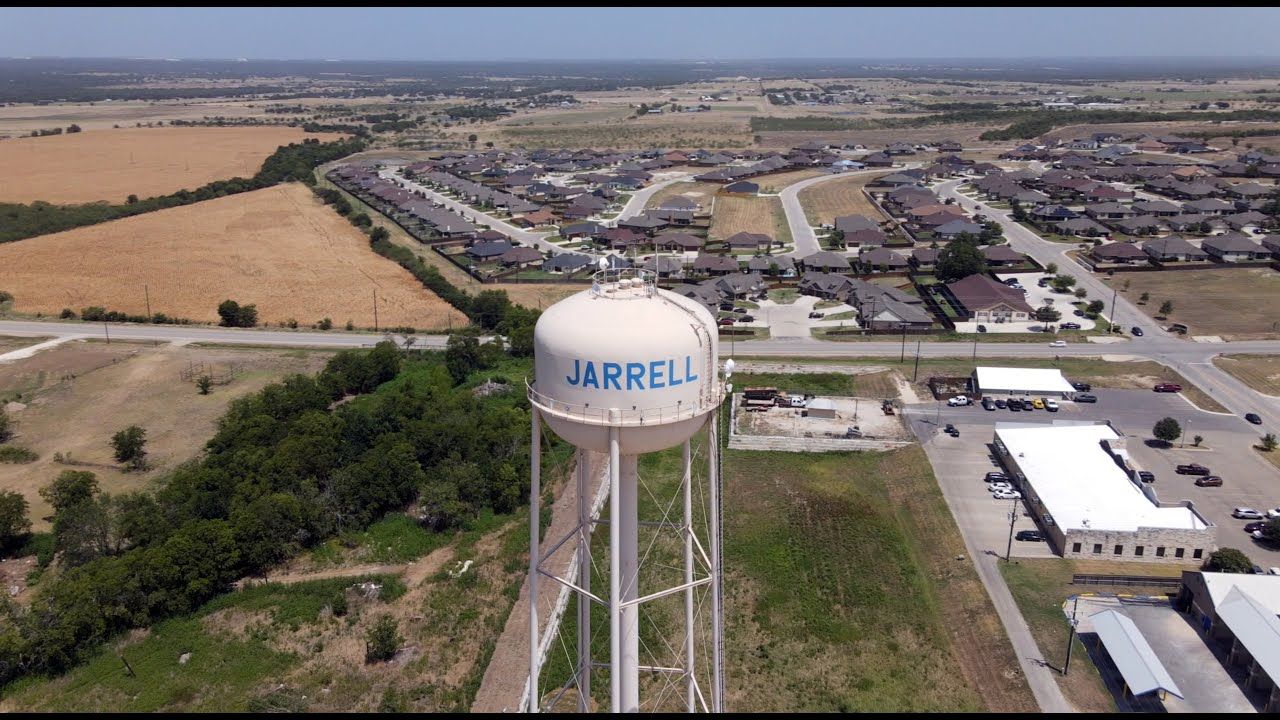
[1216,587,1280,687]
[1088,609,1184,700]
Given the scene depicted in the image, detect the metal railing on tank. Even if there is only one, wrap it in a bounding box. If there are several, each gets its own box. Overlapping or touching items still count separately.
[526,380,720,427]
[590,268,657,298]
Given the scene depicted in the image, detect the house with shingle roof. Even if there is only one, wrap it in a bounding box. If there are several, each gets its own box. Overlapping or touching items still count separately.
[1202,233,1268,262]
[724,232,773,252]
[1142,235,1208,262]
[692,254,740,276]
[801,251,853,273]
[858,247,909,272]
[1092,242,1150,265]
[946,274,1033,322]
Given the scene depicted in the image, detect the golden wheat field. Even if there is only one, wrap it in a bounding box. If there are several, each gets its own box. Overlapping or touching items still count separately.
[0,126,346,204]
[0,183,466,329]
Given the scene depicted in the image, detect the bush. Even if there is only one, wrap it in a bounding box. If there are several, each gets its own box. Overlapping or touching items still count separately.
[59,308,76,319]
[1205,548,1254,573]
[317,317,333,331]
[1152,417,1181,445]
[0,446,38,464]
[365,615,401,663]
[111,425,147,470]
[217,300,258,328]
[330,591,348,617]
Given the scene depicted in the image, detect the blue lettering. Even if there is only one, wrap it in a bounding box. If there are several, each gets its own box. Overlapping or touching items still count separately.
[626,362,645,390]
[582,362,599,389]
[603,362,622,390]
[566,359,581,386]
[668,358,683,386]
[685,355,699,383]
[649,360,665,389]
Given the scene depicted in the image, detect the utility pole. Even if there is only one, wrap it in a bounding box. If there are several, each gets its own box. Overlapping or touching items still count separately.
[899,322,907,363]
[144,284,151,318]
[1063,595,1080,676]
[972,332,979,362]
[1005,497,1018,563]
[372,289,379,332]
[1110,285,1119,333]
[913,340,921,383]
[103,322,110,345]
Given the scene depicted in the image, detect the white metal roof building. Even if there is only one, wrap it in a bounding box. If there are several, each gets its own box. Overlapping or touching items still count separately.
[1088,609,1184,700]
[973,366,1077,398]
[993,424,1215,563]
[1179,572,1280,712]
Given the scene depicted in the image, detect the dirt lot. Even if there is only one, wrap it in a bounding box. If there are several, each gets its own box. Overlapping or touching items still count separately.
[709,194,790,244]
[0,341,332,529]
[0,126,345,204]
[736,395,910,441]
[1212,354,1280,396]
[797,172,894,225]
[752,168,827,193]
[0,182,466,329]
[1105,268,1280,341]
[0,336,47,354]
[643,181,721,212]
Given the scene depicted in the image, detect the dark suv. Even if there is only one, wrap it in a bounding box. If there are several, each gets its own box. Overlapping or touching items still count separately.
[1015,530,1044,542]
[1074,393,1097,403]
[1176,463,1210,476]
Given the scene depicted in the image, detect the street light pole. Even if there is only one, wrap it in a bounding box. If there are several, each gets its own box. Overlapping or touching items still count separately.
[1063,595,1080,676]
[1110,285,1119,333]
[1005,497,1018,563]
[900,323,907,363]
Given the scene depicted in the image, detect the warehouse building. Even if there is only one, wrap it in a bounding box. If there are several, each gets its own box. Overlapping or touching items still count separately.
[972,366,1076,399]
[1178,572,1280,711]
[993,424,1215,563]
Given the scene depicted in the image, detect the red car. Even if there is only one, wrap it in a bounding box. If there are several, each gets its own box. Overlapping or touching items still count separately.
[1153,383,1183,393]
[718,317,735,326]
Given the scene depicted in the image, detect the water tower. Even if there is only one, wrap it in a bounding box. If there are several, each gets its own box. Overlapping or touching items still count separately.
[526,268,728,713]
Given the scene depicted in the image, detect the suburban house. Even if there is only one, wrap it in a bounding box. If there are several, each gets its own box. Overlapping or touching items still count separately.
[945,274,1034,323]
[654,232,704,252]
[466,240,514,261]
[724,231,774,253]
[935,219,985,240]
[1084,202,1137,220]
[542,253,594,275]
[1131,199,1182,216]
[692,253,740,276]
[1092,242,1150,265]
[801,250,853,273]
[1142,236,1209,262]
[834,214,881,234]
[723,180,759,195]
[1261,235,1280,258]
[910,247,940,269]
[858,247,909,272]
[1202,233,1268,262]
[843,228,889,248]
[500,246,544,268]
[1052,217,1109,237]
[982,245,1026,267]
[1106,215,1164,236]
[747,254,796,276]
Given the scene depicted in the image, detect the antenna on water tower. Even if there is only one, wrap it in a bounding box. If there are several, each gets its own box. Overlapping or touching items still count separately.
[526,268,727,713]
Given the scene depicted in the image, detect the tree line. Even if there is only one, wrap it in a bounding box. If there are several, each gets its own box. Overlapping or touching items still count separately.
[0,341,531,685]
[0,136,367,244]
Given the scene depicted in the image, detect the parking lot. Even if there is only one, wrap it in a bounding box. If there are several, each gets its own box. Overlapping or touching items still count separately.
[909,389,1280,564]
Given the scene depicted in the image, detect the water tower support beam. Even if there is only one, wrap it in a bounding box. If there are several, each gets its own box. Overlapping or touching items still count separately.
[619,454,640,712]
[528,408,542,713]
[576,447,592,712]
[608,414,622,713]
[683,438,696,713]
[708,412,725,713]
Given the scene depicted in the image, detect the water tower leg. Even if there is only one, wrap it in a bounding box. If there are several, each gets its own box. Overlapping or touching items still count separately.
[683,438,696,713]
[529,408,542,714]
[619,454,641,712]
[608,420,622,713]
[576,447,592,712]
[708,412,725,713]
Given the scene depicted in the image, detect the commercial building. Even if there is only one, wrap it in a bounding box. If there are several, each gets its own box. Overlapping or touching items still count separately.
[1178,572,1280,711]
[993,424,1215,563]
[972,366,1076,399]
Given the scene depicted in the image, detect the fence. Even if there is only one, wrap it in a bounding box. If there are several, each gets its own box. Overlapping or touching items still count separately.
[1071,573,1182,589]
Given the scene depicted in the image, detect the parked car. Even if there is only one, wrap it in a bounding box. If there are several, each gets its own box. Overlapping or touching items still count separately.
[1060,322,1082,330]
[1073,309,1085,317]
[988,483,1014,494]
[1195,475,1224,487]
[982,397,996,411]
[808,311,824,319]
[977,324,988,333]
[1074,393,1097,403]
[993,490,1023,500]
[1246,413,1263,425]
[1038,277,1050,287]
[995,398,1007,409]
[947,425,960,437]
[1008,399,1022,412]
[1177,463,1211,476]
[740,315,755,322]
[1234,508,1265,520]
[1015,530,1044,542]
[717,317,735,326]
[985,472,1009,482]
[1072,381,1092,392]
[1049,340,1067,348]
[1003,278,1020,286]
[1131,326,1144,336]
[1153,383,1182,393]
[1267,507,1280,519]
[1137,470,1155,483]
[1245,521,1268,533]
[733,307,747,314]
[1254,565,1268,575]
[719,302,734,312]
[1044,398,1059,412]
[1031,398,1046,410]
[947,395,971,407]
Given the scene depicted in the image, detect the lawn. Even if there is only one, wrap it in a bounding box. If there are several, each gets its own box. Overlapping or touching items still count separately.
[1213,354,1280,396]
[1104,268,1280,341]
[733,369,898,398]
[999,558,1183,713]
[797,173,892,226]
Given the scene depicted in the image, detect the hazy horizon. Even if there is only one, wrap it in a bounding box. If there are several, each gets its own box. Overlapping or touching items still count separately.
[2,8,1278,62]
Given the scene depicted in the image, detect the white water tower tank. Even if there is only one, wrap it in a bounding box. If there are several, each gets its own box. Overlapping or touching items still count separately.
[530,269,721,454]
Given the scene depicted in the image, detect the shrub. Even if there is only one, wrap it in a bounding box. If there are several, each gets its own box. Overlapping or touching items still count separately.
[0,446,38,464]
[1205,548,1254,573]
[365,615,401,663]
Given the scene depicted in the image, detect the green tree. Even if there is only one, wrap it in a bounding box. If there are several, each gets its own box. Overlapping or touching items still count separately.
[935,237,985,283]
[469,290,511,330]
[1035,304,1061,322]
[1073,288,1088,299]
[445,333,484,385]
[125,194,139,205]
[38,470,99,518]
[370,226,390,243]
[1158,300,1173,317]
[0,490,31,551]
[365,615,401,663]
[1086,299,1105,316]
[196,375,212,395]
[1194,435,1203,447]
[111,425,148,470]
[1152,417,1181,445]
[1262,433,1279,452]
[1138,291,1150,304]
[1205,547,1254,573]
[1044,262,1058,274]
[0,407,10,443]
[1050,274,1076,293]
[467,133,478,148]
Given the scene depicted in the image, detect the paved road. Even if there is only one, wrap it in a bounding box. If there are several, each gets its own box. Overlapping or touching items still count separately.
[778,165,920,258]
[601,173,693,228]
[0,319,444,349]
[932,178,1280,429]
[383,170,564,253]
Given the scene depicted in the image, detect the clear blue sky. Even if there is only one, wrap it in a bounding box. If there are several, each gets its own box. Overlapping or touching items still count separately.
[1,7,1277,61]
